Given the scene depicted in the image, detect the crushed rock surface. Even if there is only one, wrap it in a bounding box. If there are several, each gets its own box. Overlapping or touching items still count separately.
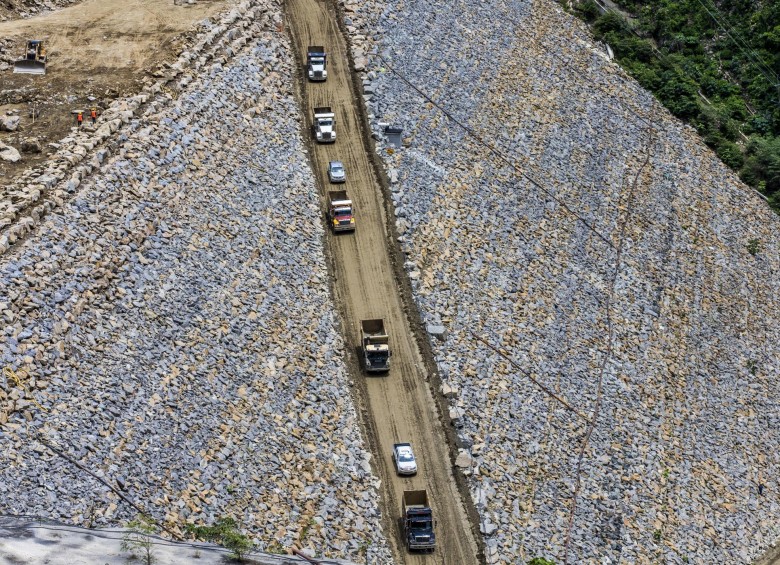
[0,4,392,563]
[344,0,780,563]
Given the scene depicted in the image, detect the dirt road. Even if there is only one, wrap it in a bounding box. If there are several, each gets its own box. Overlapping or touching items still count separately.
[285,1,481,563]
[756,546,780,565]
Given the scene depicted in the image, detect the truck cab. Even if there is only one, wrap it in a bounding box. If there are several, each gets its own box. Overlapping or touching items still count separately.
[402,490,436,552]
[306,46,327,81]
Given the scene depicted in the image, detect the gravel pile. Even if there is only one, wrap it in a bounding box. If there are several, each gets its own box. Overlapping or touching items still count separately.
[0,2,392,563]
[344,0,780,563]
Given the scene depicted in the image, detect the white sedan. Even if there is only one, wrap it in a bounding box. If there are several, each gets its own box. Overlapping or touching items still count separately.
[392,442,418,476]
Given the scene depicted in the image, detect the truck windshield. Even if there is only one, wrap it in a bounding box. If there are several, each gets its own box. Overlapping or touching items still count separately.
[398,452,414,462]
[410,519,432,530]
[331,166,343,174]
[319,119,333,127]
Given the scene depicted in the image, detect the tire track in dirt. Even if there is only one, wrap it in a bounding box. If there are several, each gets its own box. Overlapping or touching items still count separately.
[284,0,482,563]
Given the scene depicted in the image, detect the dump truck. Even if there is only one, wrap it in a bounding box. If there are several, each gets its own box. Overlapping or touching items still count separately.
[312,106,336,143]
[328,191,355,232]
[306,46,327,81]
[14,40,47,75]
[360,319,390,372]
[402,490,435,552]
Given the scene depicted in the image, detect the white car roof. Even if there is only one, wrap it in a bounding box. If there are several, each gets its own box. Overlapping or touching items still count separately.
[397,445,414,456]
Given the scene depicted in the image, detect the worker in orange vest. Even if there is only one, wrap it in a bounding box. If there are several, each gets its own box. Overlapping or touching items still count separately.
[76,111,83,128]
[90,107,97,124]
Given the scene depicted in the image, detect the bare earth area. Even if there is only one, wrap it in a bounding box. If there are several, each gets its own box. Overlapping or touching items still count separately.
[0,0,230,188]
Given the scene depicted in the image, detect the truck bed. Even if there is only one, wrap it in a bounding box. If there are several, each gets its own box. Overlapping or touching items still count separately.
[361,318,386,335]
[328,190,348,203]
[402,490,429,511]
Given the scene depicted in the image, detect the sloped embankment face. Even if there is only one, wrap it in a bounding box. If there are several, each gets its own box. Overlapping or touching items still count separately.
[346,0,780,562]
[0,7,391,563]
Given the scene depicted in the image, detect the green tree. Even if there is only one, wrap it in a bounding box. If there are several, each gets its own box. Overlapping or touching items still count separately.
[121,515,157,565]
[564,0,780,211]
[742,136,780,193]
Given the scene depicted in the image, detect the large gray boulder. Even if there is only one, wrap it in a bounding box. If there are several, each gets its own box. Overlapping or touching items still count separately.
[0,142,21,162]
[0,115,21,132]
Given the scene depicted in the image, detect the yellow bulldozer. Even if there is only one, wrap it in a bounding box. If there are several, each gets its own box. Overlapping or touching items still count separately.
[13,40,47,75]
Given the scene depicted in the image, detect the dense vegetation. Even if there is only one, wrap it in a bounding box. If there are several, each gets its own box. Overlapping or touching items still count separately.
[567,0,780,210]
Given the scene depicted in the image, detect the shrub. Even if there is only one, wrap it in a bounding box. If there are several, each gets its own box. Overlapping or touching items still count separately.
[657,73,700,119]
[528,558,556,565]
[187,517,253,561]
[575,0,601,22]
[594,11,629,36]
[716,141,744,169]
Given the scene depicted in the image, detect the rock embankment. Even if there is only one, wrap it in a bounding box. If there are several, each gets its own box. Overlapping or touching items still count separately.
[0,1,392,563]
[343,0,780,563]
[1,3,262,252]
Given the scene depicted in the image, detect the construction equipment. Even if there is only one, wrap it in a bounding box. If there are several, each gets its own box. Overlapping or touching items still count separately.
[360,319,390,372]
[306,46,327,81]
[402,490,436,552]
[328,190,355,232]
[312,106,336,143]
[14,40,47,75]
